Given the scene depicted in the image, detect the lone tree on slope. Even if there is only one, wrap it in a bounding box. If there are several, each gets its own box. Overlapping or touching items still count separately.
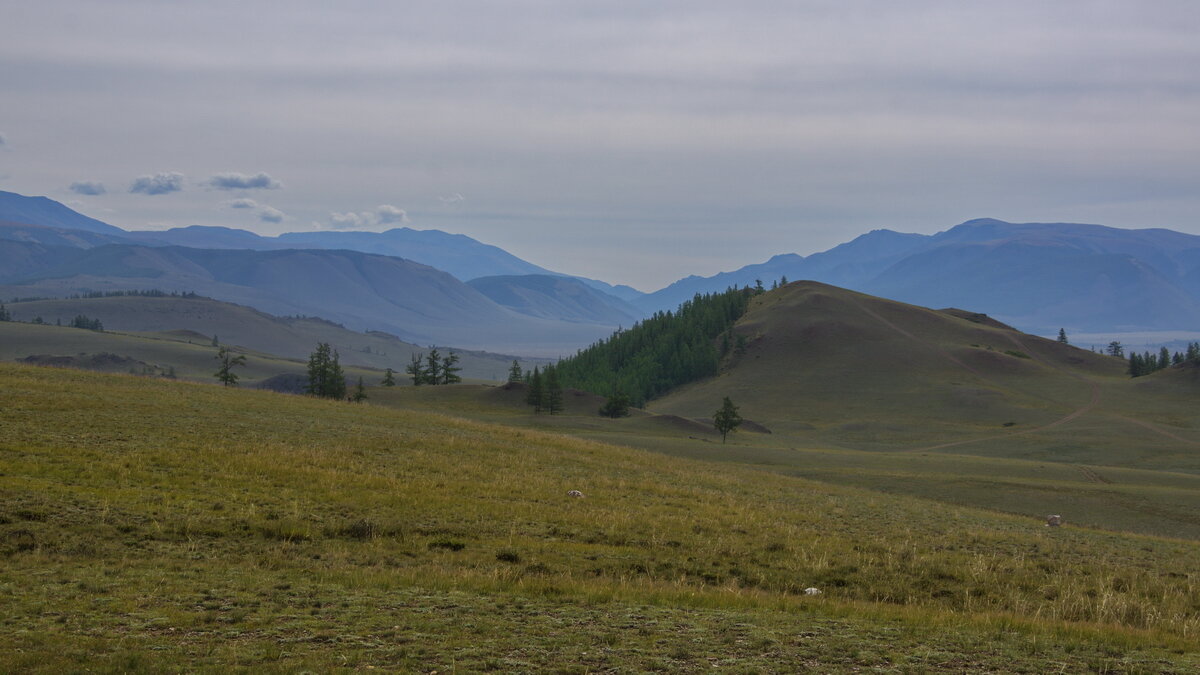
[713,396,743,443]
[213,346,247,387]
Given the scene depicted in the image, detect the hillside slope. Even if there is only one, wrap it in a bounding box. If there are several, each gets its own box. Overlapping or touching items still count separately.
[0,242,615,353]
[467,274,644,324]
[1,295,537,380]
[651,281,1127,443]
[2,362,1198,671]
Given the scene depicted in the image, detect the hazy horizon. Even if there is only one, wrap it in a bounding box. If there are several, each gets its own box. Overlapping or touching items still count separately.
[3,1,1199,289]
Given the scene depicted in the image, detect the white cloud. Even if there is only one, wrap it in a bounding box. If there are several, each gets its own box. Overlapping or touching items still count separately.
[327,204,408,230]
[227,198,258,209]
[208,172,282,190]
[129,172,185,195]
[375,204,408,224]
[259,206,285,223]
[438,193,466,204]
[329,211,368,230]
[69,180,106,195]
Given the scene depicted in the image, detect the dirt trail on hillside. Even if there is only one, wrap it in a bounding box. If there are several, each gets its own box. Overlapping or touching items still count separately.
[846,297,987,379]
[845,297,1103,453]
[1115,415,1200,447]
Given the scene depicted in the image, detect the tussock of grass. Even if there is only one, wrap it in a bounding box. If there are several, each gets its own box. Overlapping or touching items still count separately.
[2,363,1199,671]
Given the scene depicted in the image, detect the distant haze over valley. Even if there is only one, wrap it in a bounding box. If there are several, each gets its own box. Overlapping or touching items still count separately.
[3,189,1200,354]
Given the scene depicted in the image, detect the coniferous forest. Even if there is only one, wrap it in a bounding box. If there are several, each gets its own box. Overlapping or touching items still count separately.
[555,285,762,406]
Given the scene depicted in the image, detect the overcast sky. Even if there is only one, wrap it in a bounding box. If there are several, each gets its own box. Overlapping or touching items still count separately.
[2,1,1199,290]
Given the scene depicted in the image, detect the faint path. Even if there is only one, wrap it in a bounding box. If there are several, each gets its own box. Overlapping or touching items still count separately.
[844,297,1102,453]
[1114,415,1200,447]
[1076,465,1113,484]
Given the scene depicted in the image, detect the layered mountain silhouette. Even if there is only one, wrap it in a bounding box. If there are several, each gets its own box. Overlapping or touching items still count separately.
[636,218,1200,332]
[0,241,615,352]
[6,187,1200,345]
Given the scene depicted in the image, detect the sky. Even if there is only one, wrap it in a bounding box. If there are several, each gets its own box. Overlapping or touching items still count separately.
[2,1,1199,291]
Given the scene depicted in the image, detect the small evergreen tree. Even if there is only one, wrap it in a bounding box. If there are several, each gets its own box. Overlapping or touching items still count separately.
[406,353,425,385]
[352,376,367,403]
[507,359,523,383]
[713,396,742,443]
[213,345,246,387]
[424,348,442,385]
[1129,352,1143,377]
[1106,341,1124,358]
[544,364,564,414]
[211,334,219,347]
[780,275,788,286]
[1160,346,1171,371]
[1057,328,1068,344]
[599,392,631,418]
[440,351,462,384]
[381,367,396,386]
[306,342,347,399]
[526,366,544,413]
[0,303,9,321]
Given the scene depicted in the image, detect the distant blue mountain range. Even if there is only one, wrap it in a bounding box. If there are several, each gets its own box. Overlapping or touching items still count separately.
[5,187,1200,336]
[635,218,1200,333]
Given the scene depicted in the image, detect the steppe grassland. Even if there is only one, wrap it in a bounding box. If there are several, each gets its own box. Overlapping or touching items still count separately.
[2,362,1199,671]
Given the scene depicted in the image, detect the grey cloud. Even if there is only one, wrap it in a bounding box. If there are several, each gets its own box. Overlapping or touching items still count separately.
[69,180,106,195]
[209,172,281,190]
[438,193,466,204]
[259,206,284,223]
[0,132,6,147]
[227,198,258,209]
[129,172,184,195]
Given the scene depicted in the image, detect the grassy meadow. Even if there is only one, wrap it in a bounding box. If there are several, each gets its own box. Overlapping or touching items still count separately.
[3,362,1200,672]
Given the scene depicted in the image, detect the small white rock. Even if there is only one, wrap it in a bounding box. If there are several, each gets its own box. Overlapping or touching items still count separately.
[803,587,822,595]
[567,490,585,498]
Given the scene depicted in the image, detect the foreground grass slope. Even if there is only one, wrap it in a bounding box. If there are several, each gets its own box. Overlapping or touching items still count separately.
[2,363,1199,671]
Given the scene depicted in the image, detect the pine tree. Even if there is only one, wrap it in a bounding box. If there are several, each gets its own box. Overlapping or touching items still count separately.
[406,353,425,385]
[441,351,462,384]
[1159,346,1171,371]
[213,346,246,387]
[381,367,396,386]
[0,303,10,321]
[526,366,544,413]
[306,342,346,398]
[328,349,346,399]
[780,275,788,286]
[211,334,219,347]
[713,396,743,443]
[507,359,523,383]
[544,364,564,414]
[424,348,442,385]
[352,376,367,403]
[1129,352,1143,377]
[1057,328,1068,344]
[1106,341,1124,358]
